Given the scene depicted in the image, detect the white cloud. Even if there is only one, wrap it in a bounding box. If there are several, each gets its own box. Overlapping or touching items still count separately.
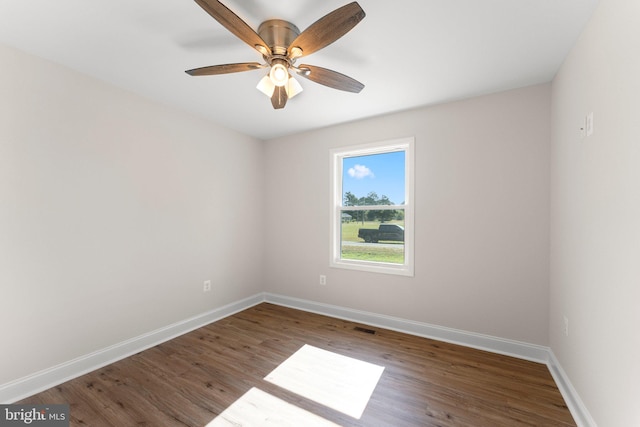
[347,164,374,179]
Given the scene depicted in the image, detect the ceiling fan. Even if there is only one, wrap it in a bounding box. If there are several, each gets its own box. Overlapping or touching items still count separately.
[185,0,366,109]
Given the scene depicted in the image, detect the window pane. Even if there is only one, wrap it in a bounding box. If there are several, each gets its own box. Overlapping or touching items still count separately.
[340,213,405,264]
[342,151,405,207]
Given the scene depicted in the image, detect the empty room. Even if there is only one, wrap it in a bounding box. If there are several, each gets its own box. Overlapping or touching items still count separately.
[0,1,638,426]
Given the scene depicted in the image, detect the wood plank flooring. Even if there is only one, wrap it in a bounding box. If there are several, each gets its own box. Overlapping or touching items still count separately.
[19,303,576,426]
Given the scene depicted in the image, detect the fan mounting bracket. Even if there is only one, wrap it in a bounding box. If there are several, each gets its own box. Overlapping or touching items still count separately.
[257,19,301,57]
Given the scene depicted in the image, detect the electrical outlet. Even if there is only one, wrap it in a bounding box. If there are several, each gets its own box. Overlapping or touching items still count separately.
[319,275,327,285]
[563,316,569,336]
[203,280,212,292]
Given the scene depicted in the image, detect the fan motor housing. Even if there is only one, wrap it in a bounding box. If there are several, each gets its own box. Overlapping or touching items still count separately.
[257,19,300,56]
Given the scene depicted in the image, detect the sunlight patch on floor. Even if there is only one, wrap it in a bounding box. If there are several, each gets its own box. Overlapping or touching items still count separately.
[206,387,341,427]
[264,344,385,419]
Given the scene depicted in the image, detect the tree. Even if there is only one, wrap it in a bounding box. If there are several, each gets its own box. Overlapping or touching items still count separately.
[343,191,364,224]
[344,191,397,223]
[369,193,396,222]
[344,191,359,207]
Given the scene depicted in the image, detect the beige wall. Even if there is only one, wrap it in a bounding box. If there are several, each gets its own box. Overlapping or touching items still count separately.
[0,43,265,385]
[264,84,551,346]
[550,0,640,425]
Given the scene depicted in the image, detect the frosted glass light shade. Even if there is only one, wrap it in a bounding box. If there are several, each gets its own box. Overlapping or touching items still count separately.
[256,75,275,97]
[285,76,303,99]
[257,73,303,100]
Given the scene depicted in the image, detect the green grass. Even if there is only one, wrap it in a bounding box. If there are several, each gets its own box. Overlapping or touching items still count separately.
[341,245,404,264]
[340,220,405,264]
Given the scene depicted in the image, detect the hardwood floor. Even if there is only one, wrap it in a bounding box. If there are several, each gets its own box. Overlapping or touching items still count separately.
[19,303,576,426]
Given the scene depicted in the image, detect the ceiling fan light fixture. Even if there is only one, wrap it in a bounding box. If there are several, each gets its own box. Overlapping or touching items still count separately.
[285,76,303,99]
[256,74,275,97]
[257,73,302,100]
[269,59,289,87]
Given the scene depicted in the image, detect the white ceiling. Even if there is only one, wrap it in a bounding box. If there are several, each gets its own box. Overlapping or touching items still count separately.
[0,0,598,140]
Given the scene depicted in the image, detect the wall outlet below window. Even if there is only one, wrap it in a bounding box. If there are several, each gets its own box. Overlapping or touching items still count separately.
[203,280,212,292]
[319,275,327,285]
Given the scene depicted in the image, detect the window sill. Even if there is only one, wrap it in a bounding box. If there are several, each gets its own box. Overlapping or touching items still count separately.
[330,258,414,277]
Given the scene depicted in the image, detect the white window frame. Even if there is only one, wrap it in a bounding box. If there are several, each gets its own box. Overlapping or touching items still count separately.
[330,137,415,276]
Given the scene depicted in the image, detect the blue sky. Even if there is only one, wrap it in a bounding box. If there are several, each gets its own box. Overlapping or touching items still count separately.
[342,151,405,205]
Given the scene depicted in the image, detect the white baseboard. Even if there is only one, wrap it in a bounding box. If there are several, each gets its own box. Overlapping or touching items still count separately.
[0,293,265,404]
[264,293,549,363]
[548,350,597,427]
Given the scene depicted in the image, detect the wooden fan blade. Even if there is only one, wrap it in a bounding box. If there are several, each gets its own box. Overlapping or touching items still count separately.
[271,86,288,109]
[194,0,271,56]
[298,64,364,93]
[288,2,365,58]
[185,62,264,76]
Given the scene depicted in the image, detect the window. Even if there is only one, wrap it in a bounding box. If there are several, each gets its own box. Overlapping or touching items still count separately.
[330,137,414,276]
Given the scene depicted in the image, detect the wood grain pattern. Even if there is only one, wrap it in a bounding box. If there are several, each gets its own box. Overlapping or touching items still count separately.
[193,0,270,55]
[289,2,366,58]
[19,303,576,426]
[298,65,365,93]
[185,63,263,76]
